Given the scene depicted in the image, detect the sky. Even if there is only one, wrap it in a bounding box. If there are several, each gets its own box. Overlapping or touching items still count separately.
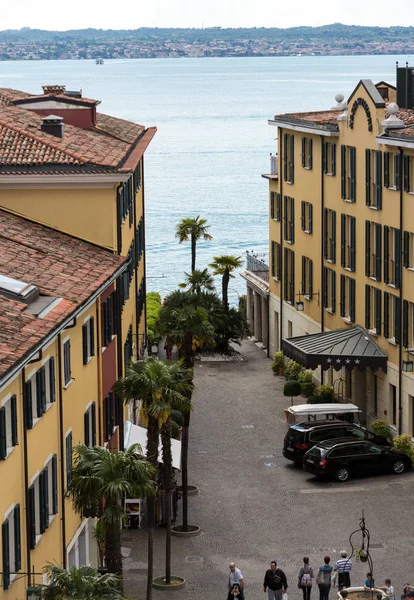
[2,0,414,30]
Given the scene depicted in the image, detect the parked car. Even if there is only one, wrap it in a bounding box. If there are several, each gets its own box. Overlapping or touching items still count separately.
[303,439,411,482]
[283,420,392,463]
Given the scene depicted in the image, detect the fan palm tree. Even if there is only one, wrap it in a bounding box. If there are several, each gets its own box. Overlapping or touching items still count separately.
[69,444,155,577]
[175,216,212,273]
[115,358,192,590]
[157,302,215,532]
[179,268,215,295]
[42,564,124,600]
[209,255,243,309]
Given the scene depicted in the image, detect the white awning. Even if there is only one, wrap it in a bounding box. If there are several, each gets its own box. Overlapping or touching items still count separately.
[124,421,182,470]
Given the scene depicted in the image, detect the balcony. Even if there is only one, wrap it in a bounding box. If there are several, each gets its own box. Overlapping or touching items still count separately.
[262,153,278,180]
[243,251,269,285]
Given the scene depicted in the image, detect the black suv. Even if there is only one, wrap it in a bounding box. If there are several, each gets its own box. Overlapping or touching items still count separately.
[303,439,411,482]
[283,420,392,463]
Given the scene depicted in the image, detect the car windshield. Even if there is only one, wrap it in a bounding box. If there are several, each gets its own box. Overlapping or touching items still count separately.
[286,428,304,442]
[307,445,328,458]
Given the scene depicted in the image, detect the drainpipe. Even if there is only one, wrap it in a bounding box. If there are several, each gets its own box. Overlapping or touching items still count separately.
[57,334,67,567]
[116,283,124,451]
[133,167,139,361]
[142,155,148,351]
[96,301,103,446]
[398,147,403,434]
[21,370,30,585]
[320,135,325,384]
[279,128,284,351]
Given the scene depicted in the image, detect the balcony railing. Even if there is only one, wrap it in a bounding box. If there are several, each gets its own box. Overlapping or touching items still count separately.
[270,153,278,176]
[246,251,269,274]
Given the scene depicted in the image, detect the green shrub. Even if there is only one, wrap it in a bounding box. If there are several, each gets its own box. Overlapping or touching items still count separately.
[238,294,247,319]
[272,351,285,374]
[307,395,326,404]
[371,418,390,437]
[170,420,180,440]
[284,380,302,405]
[285,360,303,381]
[392,434,414,465]
[299,369,316,397]
[315,384,335,402]
[171,409,183,427]
[146,292,162,346]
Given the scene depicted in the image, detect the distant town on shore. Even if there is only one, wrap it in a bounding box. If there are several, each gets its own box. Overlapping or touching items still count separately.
[1,23,414,60]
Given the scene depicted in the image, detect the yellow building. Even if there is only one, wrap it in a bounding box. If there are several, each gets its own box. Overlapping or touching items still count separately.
[0,85,155,597]
[246,68,414,436]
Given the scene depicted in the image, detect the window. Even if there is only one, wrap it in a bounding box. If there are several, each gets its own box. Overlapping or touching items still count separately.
[341,214,356,271]
[403,231,414,270]
[301,201,313,234]
[84,403,96,447]
[301,137,313,169]
[323,267,336,312]
[390,384,397,426]
[68,522,89,569]
[63,339,71,386]
[365,221,382,281]
[137,280,145,326]
[323,208,336,263]
[384,152,401,190]
[402,300,414,350]
[28,456,58,549]
[24,358,56,429]
[403,155,413,193]
[104,392,114,442]
[341,145,356,202]
[82,318,95,365]
[384,226,401,288]
[365,150,382,208]
[124,326,133,370]
[118,177,133,225]
[323,141,336,175]
[0,395,18,460]
[270,192,281,221]
[271,241,281,280]
[283,196,295,243]
[66,432,72,490]
[102,296,114,347]
[339,275,355,321]
[383,292,400,343]
[365,285,382,335]
[136,217,145,264]
[301,256,313,298]
[283,248,295,305]
[283,133,294,183]
[2,505,21,589]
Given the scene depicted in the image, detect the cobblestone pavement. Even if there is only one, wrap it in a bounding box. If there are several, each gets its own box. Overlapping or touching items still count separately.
[123,340,414,600]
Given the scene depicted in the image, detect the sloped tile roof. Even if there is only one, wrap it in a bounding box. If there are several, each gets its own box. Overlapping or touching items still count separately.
[0,209,126,379]
[272,109,341,130]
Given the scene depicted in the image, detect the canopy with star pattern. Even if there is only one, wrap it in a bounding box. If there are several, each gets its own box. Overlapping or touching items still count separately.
[281,325,387,372]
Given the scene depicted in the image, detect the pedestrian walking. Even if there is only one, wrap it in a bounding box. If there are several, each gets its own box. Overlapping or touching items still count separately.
[334,551,352,590]
[298,557,314,600]
[229,562,245,597]
[263,560,288,600]
[317,556,333,600]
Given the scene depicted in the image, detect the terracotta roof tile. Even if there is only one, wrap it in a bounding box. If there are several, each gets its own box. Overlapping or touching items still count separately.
[0,210,126,379]
[273,109,341,129]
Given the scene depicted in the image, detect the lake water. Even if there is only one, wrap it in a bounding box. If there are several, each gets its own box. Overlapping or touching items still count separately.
[0,55,412,304]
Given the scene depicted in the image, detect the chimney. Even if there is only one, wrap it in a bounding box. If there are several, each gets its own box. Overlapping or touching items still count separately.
[42,85,66,95]
[41,115,64,138]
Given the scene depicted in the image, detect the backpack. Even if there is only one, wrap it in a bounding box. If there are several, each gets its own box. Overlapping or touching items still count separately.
[301,573,312,587]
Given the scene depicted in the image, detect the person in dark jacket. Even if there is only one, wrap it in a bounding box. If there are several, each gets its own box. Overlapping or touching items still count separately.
[227,583,244,600]
[264,560,288,600]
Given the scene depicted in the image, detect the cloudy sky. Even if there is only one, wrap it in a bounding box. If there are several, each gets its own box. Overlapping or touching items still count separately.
[2,0,414,30]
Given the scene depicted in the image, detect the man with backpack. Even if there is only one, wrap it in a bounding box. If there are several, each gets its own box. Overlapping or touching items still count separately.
[298,557,314,600]
[263,560,288,600]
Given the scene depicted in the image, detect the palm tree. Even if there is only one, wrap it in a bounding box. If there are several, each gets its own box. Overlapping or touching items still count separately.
[115,358,192,589]
[179,268,215,295]
[42,564,124,600]
[70,444,155,577]
[157,301,215,532]
[209,255,243,310]
[175,216,212,273]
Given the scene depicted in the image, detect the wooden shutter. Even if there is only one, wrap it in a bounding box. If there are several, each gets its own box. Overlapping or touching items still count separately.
[66,432,72,489]
[82,323,88,365]
[340,213,346,267]
[331,269,336,312]
[43,467,49,530]
[375,223,382,281]
[283,133,288,181]
[84,410,90,447]
[28,485,36,549]
[308,259,313,297]
[11,395,17,447]
[289,134,294,183]
[384,292,389,338]
[276,243,281,280]
[323,208,328,259]
[331,143,336,175]
[52,454,58,515]
[24,380,33,430]
[49,357,56,403]
[365,285,371,328]
[331,210,336,263]
[323,266,328,308]
[290,197,295,243]
[322,140,327,173]
[403,299,409,348]
[375,289,382,335]
[350,216,356,271]
[14,504,21,572]
[89,317,95,357]
[308,203,313,234]
[290,250,295,303]
[301,200,305,231]
[301,256,306,295]
[0,407,6,460]
[276,193,281,221]
[270,192,275,219]
[350,147,356,202]
[375,151,382,208]
[404,155,410,192]
[341,145,346,199]
[308,138,313,169]
[2,519,10,590]
[384,152,390,188]
[36,370,43,418]
[340,275,346,317]
[301,137,306,168]
[112,291,118,335]
[365,149,371,206]
[395,154,401,191]
[403,231,410,268]
[395,295,401,344]
[350,278,356,322]
[283,196,288,240]
[395,229,401,289]
[384,225,389,283]
[271,241,275,277]
[91,402,97,446]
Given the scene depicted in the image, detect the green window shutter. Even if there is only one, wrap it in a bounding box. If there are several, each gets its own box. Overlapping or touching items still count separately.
[340,275,346,317]
[82,323,88,365]
[291,250,295,303]
[384,152,390,188]
[11,395,17,447]
[340,213,346,267]
[365,149,371,206]
[404,155,410,192]
[276,193,281,221]
[403,231,410,268]
[289,134,294,183]
[322,140,327,173]
[301,137,305,168]
[112,291,119,334]
[283,196,288,240]
[91,403,97,446]
[14,504,21,572]
[276,243,281,280]
[395,154,401,191]
[2,519,10,590]
[308,203,313,234]
[271,241,276,277]
[375,223,382,281]
[375,289,382,335]
[44,467,49,530]
[28,485,36,549]
[66,432,72,489]
[341,145,346,199]
[301,256,306,295]
[350,216,356,272]
[301,200,305,231]
[350,146,356,202]
[40,366,46,414]
[49,357,55,403]
[283,133,288,181]
[350,278,356,322]
[308,259,313,297]
[403,299,409,348]
[331,143,336,175]
[290,197,295,243]
[0,407,6,460]
[24,380,33,430]
[36,370,43,418]
[52,454,58,515]
[365,284,371,328]
[384,292,389,338]
[375,151,382,208]
[89,317,95,357]
[395,229,401,288]
[331,210,336,263]
[270,192,275,219]
[331,269,336,312]
[323,266,328,308]
[384,225,389,283]
[84,410,90,447]
[308,138,313,169]
[323,208,328,259]
[394,295,401,344]
[284,247,288,301]
[39,471,45,534]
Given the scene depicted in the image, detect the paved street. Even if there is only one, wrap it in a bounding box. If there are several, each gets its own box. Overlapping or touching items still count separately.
[123,340,414,600]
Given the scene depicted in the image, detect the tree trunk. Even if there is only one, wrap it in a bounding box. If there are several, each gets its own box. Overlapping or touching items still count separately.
[191,235,196,273]
[146,416,159,598]
[222,269,230,310]
[161,420,173,584]
[105,526,123,577]
[181,410,190,531]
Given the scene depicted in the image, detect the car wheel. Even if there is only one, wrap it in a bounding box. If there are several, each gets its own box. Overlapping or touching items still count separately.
[392,460,406,474]
[335,468,350,482]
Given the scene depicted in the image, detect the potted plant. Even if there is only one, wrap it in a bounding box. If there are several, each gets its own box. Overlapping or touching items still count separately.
[284,380,302,406]
[315,384,335,402]
[271,351,285,376]
[371,418,390,438]
[356,548,368,563]
[299,370,316,397]
[285,360,303,381]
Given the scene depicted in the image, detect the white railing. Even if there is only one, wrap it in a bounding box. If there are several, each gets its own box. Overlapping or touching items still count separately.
[270,153,278,176]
